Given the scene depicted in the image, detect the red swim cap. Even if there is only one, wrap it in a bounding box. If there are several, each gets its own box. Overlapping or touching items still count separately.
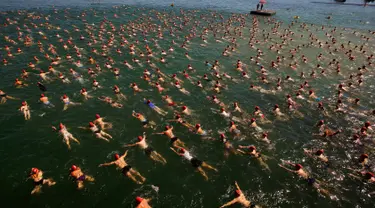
[41,94,45,97]
[31,167,39,173]
[63,94,67,98]
[235,189,241,196]
[182,106,187,110]
[295,164,303,170]
[251,118,256,122]
[255,106,260,110]
[59,123,64,129]
[135,196,143,203]
[114,154,120,159]
[22,101,26,106]
[165,125,170,130]
[220,134,225,139]
[95,114,100,119]
[195,124,201,128]
[179,148,186,153]
[89,122,94,127]
[137,136,143,141]
[71,165,77,171]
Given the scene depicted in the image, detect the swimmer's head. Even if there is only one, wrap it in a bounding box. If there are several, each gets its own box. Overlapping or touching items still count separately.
[137,136,143,141]
[63,94,67,99]
[365,121,371,127]
[22,101,26,106]
[365,172,374,180]
[235,189,242,197]
[114,154,120,160]
[249,146,256,151]
[147,100,151,104]
[195,124,201,129]
[316,149,324,156]
[71,165,77,171]
[165,125,170,130]
[318,120,324,126]
[95,114,100,119]
[136,196,143,203]
[179,148,186,153]
[251,118,256,123]
[59,123,64,129]
[31,167,39,174]
[262,132,268,138]
[182,106,187,110]
[255,106,260,110]
[295,164,303,170]
[41,94,45,97]
[89,122,95,127]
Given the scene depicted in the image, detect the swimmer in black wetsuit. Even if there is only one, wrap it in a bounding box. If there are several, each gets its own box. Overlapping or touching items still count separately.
[99,151,146,184]
[124,132,167,164]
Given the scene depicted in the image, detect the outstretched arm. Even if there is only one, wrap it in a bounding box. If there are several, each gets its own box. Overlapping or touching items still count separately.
[121,150,128,158]
[234,181,241,191]
[99,161,116,167]
[220,198,239,208]
[278,164,296,173]
[170,147,183,156]
[123,143,138,147]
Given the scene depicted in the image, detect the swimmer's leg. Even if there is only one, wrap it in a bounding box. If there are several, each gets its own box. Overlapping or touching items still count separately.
[63,104,68,111]
[1,97,6,104]
[45,178,56,186]
[77,181,84,189]
[31,185,42,194]
[197,167,209,180]
[101,131,112,139]
[65,138,71,150]
[69,135,80,144]
[131,169,146,182]
[175,140,186,148]
[96,134,110,142]
[85,175,95,182]
[26,111,31,120]
[126,172,142,184]
[202,162,218,172]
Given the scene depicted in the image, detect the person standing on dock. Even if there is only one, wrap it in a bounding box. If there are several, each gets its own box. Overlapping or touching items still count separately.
[260,0,266,10]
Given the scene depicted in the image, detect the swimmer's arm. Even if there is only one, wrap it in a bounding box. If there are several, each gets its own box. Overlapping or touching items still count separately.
[219,198,239,208]
[123,143,138,147]
[234,181,241,191]
[78,126,89,130]
[170,147,183,156]
[278,164,297,173]
[121,150,128,158]
[238,145,250,149]
[237,149,247,155]
[153,132,164,135]
[98,161,116,167]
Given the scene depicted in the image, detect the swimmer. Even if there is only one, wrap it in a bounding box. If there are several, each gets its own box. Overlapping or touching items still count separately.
[124,132,167,164]
[359,154,370,169]
[170,146,218,180]
[237,145,270,171]
[79,122,112,142]
[0,90,17,104]
[303,149,329,163]
[233,102,243,113]
[144,99,168,116]
[279,162,330,197]
[40,94,54,107]
[220,134,239,156]
[80,88,92,100]
[61,94,81,111]
[130,83,143,94]
[14,78,28,87]
[52,123,80,149]
[135,196,152,208]
[113,85,127,100]
[220,181,260,208]
[28,167,56,194]
[69,165,95,189]
[98,96,123,108]
[167,114,195,130]
[19,101,31,120]
[273,104,288,120]
[132,111,156,128]
[249,118,263,132]
[154,125,186,148]
[93,114,112,130]
[99,151,146,184]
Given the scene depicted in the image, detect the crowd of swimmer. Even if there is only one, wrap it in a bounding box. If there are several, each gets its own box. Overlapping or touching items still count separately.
[1,5,375,207]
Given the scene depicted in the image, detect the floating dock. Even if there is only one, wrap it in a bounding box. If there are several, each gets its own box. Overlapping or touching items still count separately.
[250,10,276,16]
